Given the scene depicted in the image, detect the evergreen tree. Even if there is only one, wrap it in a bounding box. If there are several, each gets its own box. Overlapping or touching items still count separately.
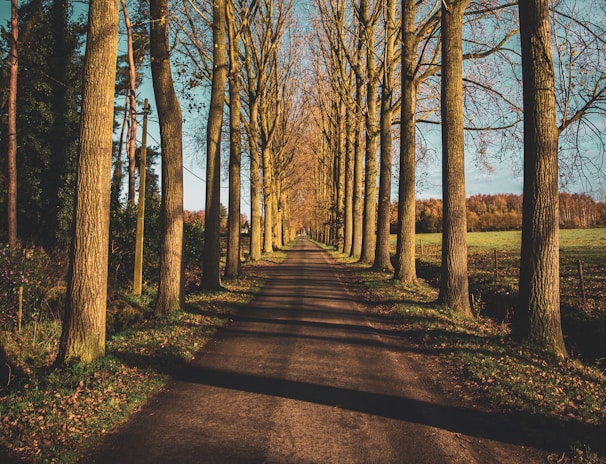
[0,0,83,248]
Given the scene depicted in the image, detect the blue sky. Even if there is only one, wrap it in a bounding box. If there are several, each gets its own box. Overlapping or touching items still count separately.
[2,0,600,217]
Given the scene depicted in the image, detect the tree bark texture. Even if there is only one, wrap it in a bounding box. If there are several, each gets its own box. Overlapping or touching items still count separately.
[343,109,354,256]
[262,144,274,254]
[56,0,119,364]
[438,0,472,316]
[359,0,378,265]
[120,0,138,206]
[395,0,417,283]
[336,101,346,250]
[374,0,396,272]
[515,0,567,357]
[248,100,262,261]
[225,2,242,278]
[151,0,184,313]
[7,0,18,248]
[351,78,365,259]
[202,0,228,290]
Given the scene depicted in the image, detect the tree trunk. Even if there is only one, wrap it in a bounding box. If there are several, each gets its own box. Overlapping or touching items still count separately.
[7,0,18,248]
[515,0,567,357]
[343,108,354,256]
[121,0,138,206]
[336,101,346,251]
[56,0,119,365]
[225,1,242,278]
[248,100,262,261]
[438,0,472,317]
[351,52,365,259]
[394,0,417,284]
[262,144,274,254]
[374,0,396,272]
[359,0,378,265]
[151,0,184,313]
[202,0,227,290]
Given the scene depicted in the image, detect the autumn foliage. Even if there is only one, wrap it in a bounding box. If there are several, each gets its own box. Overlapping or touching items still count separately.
[402,193,606,233]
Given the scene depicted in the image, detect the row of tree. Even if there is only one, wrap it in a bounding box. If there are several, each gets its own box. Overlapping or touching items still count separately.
[2,0,605,364]
[1,0,313,365]
[412,192,606,233]
[306,0,605,358]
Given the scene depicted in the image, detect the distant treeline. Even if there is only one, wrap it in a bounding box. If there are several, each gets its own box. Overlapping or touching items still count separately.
[390,193,606,233]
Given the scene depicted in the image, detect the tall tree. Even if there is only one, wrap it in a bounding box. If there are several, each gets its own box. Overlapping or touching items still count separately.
[56,0,119,364]
[438,0,472,317]
[151,0,184,312]
[225,0,243,278]
[201,0,227,290]
[394,0,418,283]
[6,0,18,248]
[120,0,139,206]
[514,0,567,357]
[359,0,379,265]
[4,0,84,248]
[374,0,396,272]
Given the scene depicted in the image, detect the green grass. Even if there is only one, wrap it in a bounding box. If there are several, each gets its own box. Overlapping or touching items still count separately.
[391,229,606,364]
[0,257,276,463]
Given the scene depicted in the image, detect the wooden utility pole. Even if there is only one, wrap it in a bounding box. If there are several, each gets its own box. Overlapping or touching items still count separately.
[133,99,149,295]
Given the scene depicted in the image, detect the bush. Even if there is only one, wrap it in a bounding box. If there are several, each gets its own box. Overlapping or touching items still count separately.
[0,245,52,331]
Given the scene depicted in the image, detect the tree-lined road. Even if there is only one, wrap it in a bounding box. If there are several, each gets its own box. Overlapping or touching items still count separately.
[85,238,544,463]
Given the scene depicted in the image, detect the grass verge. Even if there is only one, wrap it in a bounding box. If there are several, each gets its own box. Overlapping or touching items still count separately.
[0,258,276,464]
[324,245,606,463]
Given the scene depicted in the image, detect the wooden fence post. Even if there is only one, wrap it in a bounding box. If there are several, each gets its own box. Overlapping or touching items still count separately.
[17,286,23,332]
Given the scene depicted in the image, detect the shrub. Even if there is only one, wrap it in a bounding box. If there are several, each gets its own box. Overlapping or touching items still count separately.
[0,245,52,331]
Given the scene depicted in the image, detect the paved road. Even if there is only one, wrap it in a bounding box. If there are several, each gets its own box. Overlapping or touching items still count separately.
[85,238,545,463]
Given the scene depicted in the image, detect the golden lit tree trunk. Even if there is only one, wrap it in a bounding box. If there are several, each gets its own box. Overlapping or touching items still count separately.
[202,0,227,290]
[56,0,119,365]
[343,109,354,256]
[351,58,365,259]
[374,0,396,272]
[394,0,417,283]
[359,0,379,265]
[151,0,184,313]
[438,0,472,317]
[225,0,242,278]
[515,0,567,358]
[262,144,274,254]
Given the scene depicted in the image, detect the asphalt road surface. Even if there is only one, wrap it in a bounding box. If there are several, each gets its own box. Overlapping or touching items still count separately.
[84,238,547,463]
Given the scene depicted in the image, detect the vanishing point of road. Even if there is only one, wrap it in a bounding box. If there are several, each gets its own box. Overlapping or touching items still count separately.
[84,238,547,463]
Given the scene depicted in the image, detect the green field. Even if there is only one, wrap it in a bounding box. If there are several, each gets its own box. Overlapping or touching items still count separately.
[392,228,606,254]
[390,228,606,361]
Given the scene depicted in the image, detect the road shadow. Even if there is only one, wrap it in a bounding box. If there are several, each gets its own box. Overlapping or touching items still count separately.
[174,364,605,457]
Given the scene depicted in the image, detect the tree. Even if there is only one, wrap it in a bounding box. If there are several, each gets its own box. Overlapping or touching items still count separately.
[201,0,227,290]
[149,0,184,312]
[0,0,82,249]
[225,0,243,278]
[514,0,567,357]
[6,0,18,248]
[358,0,380,265]
[394,0,418,283]
[438,0,472,317]
[374,0,396,272]
[56,0,120,364]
